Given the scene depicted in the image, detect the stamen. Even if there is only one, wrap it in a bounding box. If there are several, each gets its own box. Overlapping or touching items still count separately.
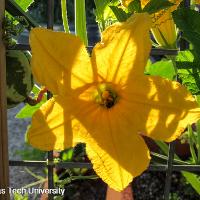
[94,84,118,109]
[101,90,115,108]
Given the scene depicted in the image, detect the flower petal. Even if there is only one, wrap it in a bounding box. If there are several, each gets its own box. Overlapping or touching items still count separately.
[121,75,200,142]
[30,28,93,95]
[91,13,152,86]
[74,106,150,191]
[27,95,94,151]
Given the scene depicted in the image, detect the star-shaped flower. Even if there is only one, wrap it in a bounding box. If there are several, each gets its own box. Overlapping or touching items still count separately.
[27,13,200,191]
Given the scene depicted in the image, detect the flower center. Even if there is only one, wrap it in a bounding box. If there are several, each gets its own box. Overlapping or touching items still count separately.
[94,84,118,109]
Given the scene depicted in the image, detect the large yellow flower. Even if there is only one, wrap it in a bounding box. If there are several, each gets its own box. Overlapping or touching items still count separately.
[27,13,200,191]
[122,0,182,48]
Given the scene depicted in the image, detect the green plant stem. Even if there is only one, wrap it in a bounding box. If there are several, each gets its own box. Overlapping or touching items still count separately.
[196,120,200,164]
[71,174,98,180]
[188,124,198,164]
[25,167,45,180]
[61,0,70,33]
[151,152,190,165]
[75,0,88,46]
[22,179,47,189]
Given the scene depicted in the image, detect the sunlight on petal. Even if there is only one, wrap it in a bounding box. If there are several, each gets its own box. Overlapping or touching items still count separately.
[73,105,150,191]
[30,28,93,95]
[27,96,95,150]
[121,76,200,142]
[91,13,152,85]
[27,13,200,192]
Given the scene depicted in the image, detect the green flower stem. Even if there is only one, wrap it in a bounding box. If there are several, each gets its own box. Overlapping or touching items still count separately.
[61,0,70,33]
[188,124,198,164]
[196,120,200,164]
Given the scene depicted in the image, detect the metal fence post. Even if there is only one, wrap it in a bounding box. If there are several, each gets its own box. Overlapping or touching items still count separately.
[47,1,55,200]
[164,141,176,200]
[0,0,10,199]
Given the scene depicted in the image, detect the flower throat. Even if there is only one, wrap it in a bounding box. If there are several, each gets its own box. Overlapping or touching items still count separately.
[95,84,118,109]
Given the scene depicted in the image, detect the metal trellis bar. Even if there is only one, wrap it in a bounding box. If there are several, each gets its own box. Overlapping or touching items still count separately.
[0,0,10,199]
[10,44,179,56]
[47,1,55,200]
[8,161,200,172]
[164,141,176,200]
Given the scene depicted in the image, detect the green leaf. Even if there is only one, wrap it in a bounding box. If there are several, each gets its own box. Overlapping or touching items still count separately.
[173,8,200,35]
[182,171,200,195]
[173,8,200,60]
[176,50,194,62]
[94,0,117,31]
[15,103,43,118]
[15,0,34,12]
[155,141,180,160]
[143,0,174,14]
[188,124,198,164]
[176,51,200,95]
[128,0,142,13]
[196,95,200,106]
[146,60,175,80]
[109,6,130,22]
[61,0,70,33]
[94,0,110,14]
[6,0,38,27]
[110,0,120,6]
[156,140,200,195]
[15,85,47,119]
[15,144,45,160]
[14,193,28,200]
[61,148,74,161]
[75,0,88,46]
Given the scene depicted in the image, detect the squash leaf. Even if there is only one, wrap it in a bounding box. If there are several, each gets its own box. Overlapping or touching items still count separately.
[146,60,175,80]
[182,171,200,195]
[109,6,130,22]
[143,0,174,14]
[173,8,200,60]
[15,0,34,12]
[128,0,142,13]
[16,85,47,119]
[176,51,200,95]
[6,0,38,27]
[94,0,117,31]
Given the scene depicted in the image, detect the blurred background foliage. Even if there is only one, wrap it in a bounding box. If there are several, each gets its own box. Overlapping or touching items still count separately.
[28,0,96,24]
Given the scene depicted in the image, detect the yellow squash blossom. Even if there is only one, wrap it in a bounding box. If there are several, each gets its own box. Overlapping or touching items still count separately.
[122,0,182,48]
[27,13,200,191]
